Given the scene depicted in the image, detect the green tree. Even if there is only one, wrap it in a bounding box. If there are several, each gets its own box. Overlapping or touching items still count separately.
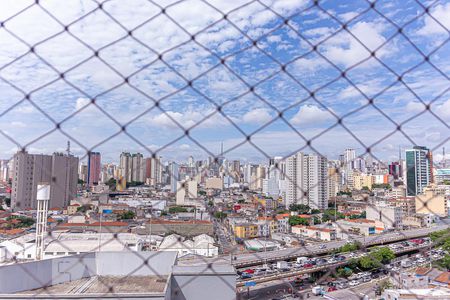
[288,216,309,226]
[106,178,117,191]
[372,247,395,263]
[238,199,245,203]
[358,256,381,270]
[169,206,188,213]
[336,267,353,278]
[438,255,450,270]
[207,200,214,207]
[322,209,345,222]
[313,216,321,224]
[117,211,135,220]
[310,209,321,214]
[78,179,85,185]
[214,211,227,220]
[289,204,310,214]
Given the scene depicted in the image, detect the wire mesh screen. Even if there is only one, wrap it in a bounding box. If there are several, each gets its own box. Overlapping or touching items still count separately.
[0,0,449,299]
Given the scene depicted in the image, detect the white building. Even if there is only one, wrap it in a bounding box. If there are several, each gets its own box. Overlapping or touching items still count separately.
[158,234,218,257]
[285,152,328,209]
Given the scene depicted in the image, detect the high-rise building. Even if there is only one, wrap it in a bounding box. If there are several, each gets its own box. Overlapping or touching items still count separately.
[78,163,88,183]
[11,151,78,210]
[169,162,179,193]
[87,152,101,186]
[119,152,132,183]
[406,146,432,196]
[388,162,402,180]
[131,153,144,182]
[0,159,10,182]
[343,148,356,189]
[285,152,328,209]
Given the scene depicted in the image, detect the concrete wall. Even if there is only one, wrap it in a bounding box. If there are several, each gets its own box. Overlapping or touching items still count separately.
[0,253,96,293]
[171,265,236,300]
[96,251,177,276]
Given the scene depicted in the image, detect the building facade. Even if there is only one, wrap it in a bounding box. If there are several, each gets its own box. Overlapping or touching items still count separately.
[406,146,432,196]
[11,152,78,210]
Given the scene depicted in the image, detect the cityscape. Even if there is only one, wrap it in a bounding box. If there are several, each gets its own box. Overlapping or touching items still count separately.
[0,0,449,300]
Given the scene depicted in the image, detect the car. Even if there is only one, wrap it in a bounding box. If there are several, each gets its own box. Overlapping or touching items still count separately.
[303,263,313,268]
[243,269,255,274]
[328,286,337,292]
[241,273,252,279]
[362,275,371,282]
[349,280,359,286]
[319,245,327,249]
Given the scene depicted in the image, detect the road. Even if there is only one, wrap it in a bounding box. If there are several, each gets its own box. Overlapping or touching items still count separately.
[213,218,234,254]
[179,225,447,267]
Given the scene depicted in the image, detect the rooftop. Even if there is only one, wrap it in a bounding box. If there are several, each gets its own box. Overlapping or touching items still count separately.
[17,275,168,295]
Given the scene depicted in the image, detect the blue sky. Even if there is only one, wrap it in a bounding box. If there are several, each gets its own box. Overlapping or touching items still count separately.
[0,0,449,164]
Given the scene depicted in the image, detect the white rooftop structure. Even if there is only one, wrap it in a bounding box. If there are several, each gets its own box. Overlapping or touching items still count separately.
[159,234,218,257]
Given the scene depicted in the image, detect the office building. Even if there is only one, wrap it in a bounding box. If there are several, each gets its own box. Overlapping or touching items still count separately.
[11,151,78,210]
[87,152,101,186]
[406,146,432,196]
[169,162,179,193]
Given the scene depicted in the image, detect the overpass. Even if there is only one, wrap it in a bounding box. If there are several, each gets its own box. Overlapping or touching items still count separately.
[236,241,433,287]
[179,225,446,268]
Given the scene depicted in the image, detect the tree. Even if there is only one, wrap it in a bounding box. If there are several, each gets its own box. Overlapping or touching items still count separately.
[337,242,360,253]
[118,211,135,220]
[313,216,321,224]
[198,190,206,196]
[288,216,309,226]
[207,200,214,207]
[438,254,450,270]
[289,204,310,214]
[106,178,117,191]
[358,256,381,270]
[4,198,10,207]
[78,179,85,185]
[336,267,353,278]
[310,209,321,214]
[372,247,395,263]
[169,206,188,213]
[238,199,245,203]
[214,211,227,220]
[322,209,345,222]
[337,191,352,196]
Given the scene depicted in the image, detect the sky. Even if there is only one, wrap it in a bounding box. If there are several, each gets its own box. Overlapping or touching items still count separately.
[0,0,449,164]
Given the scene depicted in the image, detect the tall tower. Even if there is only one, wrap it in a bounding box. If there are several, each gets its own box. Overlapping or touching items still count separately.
[406,146,432,196]
[35,184,50,260]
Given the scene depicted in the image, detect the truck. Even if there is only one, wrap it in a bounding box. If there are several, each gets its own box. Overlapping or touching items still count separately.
[401,258,412,268]
[296,257,308,264]
[311,286,323,296]
[276,261,289,270]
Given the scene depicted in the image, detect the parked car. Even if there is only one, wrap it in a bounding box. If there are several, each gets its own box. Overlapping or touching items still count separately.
[328,286,337,292]
[349,280,359,286]
[241,273,252,279]
[243,269,255,274]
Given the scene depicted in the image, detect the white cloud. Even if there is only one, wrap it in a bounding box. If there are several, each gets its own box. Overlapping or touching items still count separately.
[406,101,425,113]
[416,3,450,36]
[242,108,273,124]
[435,99,450,120]
[75,98,91,111]
[11,121,26,128]
[323,21,389,67]
[290,105,334,125]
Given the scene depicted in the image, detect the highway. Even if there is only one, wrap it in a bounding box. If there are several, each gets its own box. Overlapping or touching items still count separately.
[235,239,433,287]
[179,225,447,267]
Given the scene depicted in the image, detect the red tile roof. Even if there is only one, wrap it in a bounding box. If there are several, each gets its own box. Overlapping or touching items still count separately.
[434,272,450,285]
[0,228,25,235]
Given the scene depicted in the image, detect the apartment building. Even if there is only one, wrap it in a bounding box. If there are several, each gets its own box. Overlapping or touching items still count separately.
[11,151,78,210]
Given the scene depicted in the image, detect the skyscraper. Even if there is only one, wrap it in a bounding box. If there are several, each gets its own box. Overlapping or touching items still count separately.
[11,151,78,210]
[119,152,132,182]
[406,146,432,196]
[131,153,145,182]
[343,148,356,188]
[285,152,328,209]
[87,152,101,186]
